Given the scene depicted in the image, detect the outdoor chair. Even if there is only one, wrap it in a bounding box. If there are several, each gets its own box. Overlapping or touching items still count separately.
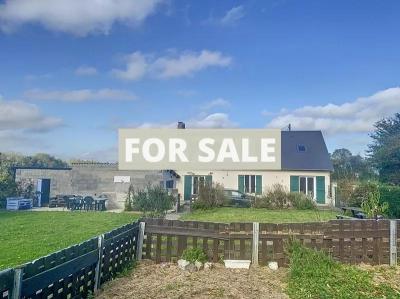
[83,196,94,211]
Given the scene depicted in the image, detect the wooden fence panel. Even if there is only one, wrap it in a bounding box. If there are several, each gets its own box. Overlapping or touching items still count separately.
[20,237,99,299]
[142,218,229,263]
[1,221,139,299]
[100,222,139,284]
[143,218,394,267]
[0,269,14,299]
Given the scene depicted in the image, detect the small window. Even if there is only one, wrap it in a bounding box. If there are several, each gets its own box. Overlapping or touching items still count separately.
[297,144,307,152]
[166,180,174,189]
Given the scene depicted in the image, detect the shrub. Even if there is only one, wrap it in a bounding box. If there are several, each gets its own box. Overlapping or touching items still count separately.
[289,192,316,210]
[181,248,208,263]
[336,179,357,206]
[253,184,291,209]
[349,181,379,207]
[361,185,389,219]
[287,241,398,299]
[379,184,400,218]
[192,182,228,210]
[127,184,175,217]
[253,184,316,210]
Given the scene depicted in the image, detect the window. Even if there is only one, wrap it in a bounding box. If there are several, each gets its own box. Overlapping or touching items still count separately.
[297,144,307,152]
[244,175,256,193]
[192,176,205,195]
[299,176,315,199]
[166,180,174,189]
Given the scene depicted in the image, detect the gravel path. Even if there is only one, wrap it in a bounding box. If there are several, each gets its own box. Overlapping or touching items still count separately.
[97,260,289,299]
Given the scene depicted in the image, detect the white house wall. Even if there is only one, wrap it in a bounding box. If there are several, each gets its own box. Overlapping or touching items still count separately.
[175,170,332,206]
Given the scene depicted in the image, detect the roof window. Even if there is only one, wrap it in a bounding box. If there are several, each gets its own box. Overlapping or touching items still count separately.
[297,144,307,152]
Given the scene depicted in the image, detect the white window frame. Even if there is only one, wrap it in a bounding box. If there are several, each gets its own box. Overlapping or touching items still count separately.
[299,176,316,200]
[243,175,256,194]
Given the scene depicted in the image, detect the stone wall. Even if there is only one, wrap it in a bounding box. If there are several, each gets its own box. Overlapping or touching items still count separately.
[15,163,165,209]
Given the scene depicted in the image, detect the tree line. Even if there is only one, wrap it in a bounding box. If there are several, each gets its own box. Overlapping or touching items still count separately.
[331,113,400,185]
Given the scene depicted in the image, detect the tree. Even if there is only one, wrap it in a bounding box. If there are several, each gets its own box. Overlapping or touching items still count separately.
[368,113,400,185]
[331,148,375,181]
[0,162,17,208]
[0,152,69,208]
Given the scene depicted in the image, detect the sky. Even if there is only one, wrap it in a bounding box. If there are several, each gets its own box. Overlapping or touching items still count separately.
[0,0,400,161]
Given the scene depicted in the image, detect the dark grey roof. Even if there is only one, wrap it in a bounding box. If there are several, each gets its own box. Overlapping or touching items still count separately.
[281,131,333,171]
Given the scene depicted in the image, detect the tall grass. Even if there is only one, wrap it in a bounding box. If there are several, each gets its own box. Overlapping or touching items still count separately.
[287,241,399,299]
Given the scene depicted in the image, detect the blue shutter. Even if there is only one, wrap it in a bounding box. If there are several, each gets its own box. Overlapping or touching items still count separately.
[238,175,244,193]
[316,176,325,204]
[290,176,299,192]
[184,175,192,201]
[205,175,212,186]
[255,175,262,194]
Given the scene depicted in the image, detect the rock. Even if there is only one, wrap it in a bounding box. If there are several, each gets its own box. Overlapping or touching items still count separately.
[178,259,190,270]
[186,263,198,273]
[268,261,278,271]
[194,261,203,271]
[160,263,170,269]
[204,262,214,270]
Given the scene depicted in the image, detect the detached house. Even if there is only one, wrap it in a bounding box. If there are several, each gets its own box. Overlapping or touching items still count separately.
[175,130,334,206]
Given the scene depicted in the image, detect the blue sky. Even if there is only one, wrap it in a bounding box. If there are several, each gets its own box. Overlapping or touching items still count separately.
[0,0,399,161]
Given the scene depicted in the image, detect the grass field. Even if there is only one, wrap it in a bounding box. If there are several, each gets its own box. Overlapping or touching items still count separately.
[180,207,337,223]
[0,211,140,270]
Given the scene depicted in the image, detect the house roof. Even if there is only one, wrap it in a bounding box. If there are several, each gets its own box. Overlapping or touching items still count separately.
[281,131,333,171]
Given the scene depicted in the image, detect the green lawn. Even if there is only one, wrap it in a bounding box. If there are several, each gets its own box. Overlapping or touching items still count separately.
[180,207,337,223]
[0,211,140,270]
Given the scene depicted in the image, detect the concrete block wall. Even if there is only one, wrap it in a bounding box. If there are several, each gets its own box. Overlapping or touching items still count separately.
[15,163,164,210]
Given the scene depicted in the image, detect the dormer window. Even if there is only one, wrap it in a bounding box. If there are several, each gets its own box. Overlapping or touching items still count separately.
[297,144,307,152]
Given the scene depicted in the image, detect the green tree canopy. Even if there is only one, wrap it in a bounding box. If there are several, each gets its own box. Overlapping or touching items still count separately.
[331,148,375,181]
[368,113,400,185]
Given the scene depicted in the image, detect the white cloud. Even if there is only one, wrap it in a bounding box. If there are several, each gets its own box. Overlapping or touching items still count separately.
[112,50,232,81]
[266,87,400,135]
[111,52,148,81]
[24,88,136,102]
[220,6,245,26]
[188,113,237,128]
[75,66,98,76]
[136,113,237,129]
[203,98,230,110]
[0,99,62,133]
[0,0,162,36]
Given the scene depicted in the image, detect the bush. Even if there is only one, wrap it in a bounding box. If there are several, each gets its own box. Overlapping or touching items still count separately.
[181,248,208,263]
[253,184,291,209]
[361,185,389,219]
[336,179,357,206]
[126,184,175,217]
[379,184,400,218]
[253,184,316,210]
[289,192,317,210]
[349,182,379,207]
[192,182,228,210]
[287,241,398,299]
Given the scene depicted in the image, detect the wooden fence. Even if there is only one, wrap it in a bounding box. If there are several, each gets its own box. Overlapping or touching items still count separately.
[0,221,140,299]
[1,218,398,298]
[143,218,397,266]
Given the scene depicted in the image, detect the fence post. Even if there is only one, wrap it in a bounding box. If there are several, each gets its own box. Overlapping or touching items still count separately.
[252,222,259,266]
[94,234,104,291]
[136,222,146,261]
[390,220,397,266]
[11,267,23,299]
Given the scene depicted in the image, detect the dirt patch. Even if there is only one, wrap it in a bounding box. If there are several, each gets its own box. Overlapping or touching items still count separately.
[97,260,289,299]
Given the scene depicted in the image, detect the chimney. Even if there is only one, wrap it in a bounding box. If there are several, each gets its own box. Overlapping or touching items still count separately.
[177,122,186,129]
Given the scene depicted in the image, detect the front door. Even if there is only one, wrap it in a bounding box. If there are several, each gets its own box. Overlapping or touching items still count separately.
[39,179,51,206]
